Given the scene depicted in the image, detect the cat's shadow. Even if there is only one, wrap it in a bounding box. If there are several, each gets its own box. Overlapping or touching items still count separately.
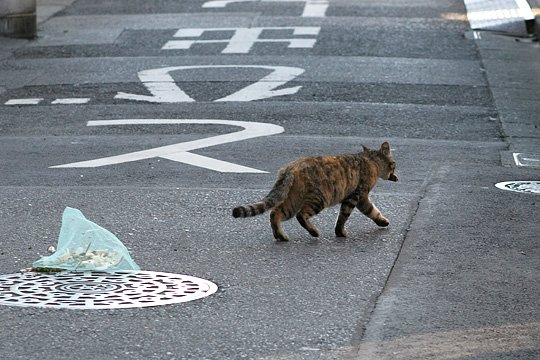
[334,226,390,243]
[271,226,390,245]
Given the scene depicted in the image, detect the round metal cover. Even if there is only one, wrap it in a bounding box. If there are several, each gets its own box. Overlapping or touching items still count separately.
[495,181,540,194]
[0,271,217,309]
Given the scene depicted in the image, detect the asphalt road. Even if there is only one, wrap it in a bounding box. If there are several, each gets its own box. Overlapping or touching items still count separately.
[0,0,539,359]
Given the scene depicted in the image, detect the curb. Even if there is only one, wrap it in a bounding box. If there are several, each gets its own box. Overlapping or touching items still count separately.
[527,0,540,37]
[0,0,36,38]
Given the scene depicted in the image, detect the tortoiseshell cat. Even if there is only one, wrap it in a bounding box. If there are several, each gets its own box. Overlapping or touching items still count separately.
[232,142,398,241]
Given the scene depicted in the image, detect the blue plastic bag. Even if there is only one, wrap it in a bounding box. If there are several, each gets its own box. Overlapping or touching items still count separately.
[33,207,140,271]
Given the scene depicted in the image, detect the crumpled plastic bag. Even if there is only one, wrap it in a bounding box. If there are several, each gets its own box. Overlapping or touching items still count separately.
[33,207,140,272]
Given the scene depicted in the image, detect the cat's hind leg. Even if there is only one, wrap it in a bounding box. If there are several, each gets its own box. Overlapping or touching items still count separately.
[297,197,325,237]
[270,207,291,241]
[296,210,320,237]
[357,195,389,227]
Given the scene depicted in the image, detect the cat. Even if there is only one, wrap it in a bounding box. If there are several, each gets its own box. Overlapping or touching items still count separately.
[232,142,398,241]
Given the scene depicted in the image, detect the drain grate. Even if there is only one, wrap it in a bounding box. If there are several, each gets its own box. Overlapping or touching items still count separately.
[0,271,217,309]
[495,181,540,194]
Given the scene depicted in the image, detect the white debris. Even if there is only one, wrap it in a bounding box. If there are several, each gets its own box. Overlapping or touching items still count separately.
[39,248,122,271]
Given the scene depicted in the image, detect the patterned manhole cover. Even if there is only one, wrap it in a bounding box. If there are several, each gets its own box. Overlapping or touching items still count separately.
[0,271,217,309]
[495,181,540,194]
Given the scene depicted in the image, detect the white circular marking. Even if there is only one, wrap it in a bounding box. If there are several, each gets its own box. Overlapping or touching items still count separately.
[495,181,540,194]
[0,271,218,309]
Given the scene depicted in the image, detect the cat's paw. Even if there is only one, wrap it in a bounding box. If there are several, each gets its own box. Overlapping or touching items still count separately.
[335,228,348,237]
[308,228,320,237]
[374,217,389,227]
[274,234,290,241]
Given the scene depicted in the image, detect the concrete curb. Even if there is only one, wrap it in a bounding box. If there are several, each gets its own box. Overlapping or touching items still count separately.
[0,0,36,38]
[527,0,540,37]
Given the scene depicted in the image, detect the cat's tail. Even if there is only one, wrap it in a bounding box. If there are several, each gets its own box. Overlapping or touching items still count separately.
[232,169,294,218]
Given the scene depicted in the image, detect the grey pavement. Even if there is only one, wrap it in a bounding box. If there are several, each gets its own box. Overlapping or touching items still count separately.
[0,0,539,359]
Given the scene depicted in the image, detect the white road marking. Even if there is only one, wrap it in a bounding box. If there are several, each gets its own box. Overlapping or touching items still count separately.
[50,119,284,173]
[162,26,320,54]
[162,151,267,173]
[202,0,329,17]
[513,152,540,167]
[300,0,328,17]
[5,98,43,105]
[114,65,304,103]
[513,152,523,166]
[51,98,91,104]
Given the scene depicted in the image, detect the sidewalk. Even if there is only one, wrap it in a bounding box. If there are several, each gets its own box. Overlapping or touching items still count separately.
[476,25,540,159]
[356,19,540,360]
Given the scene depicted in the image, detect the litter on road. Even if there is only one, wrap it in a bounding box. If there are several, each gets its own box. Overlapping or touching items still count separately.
[32,207,140,272]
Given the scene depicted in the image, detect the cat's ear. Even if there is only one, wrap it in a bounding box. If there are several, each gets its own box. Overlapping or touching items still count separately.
[362,145,370,152]
[380,142,391,155]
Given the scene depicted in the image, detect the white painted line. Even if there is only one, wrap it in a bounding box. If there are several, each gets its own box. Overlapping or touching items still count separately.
[513,152,521,166]
[114,65,304,103]
[301,0,328,17]
[162,27,320,54]
[513,152,540,167]
[202,0,328,17]
[50,119,284,173]
[203,0,259,7]
[5,98,43,105]
[219,28,265,54]
[513,152,523,166]
[51,98,91,105]
[162,152,267,173]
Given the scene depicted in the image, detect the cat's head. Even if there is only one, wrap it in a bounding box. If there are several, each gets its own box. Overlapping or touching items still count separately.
[363,142,398,182]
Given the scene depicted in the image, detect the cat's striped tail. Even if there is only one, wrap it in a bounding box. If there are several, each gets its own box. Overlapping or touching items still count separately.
[232,200,268,218]
[232,169,293,218]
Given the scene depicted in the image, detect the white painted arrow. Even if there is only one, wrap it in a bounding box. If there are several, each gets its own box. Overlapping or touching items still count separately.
[50,119,284,173]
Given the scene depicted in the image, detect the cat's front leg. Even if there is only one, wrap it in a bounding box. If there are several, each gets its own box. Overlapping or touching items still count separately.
[335,194,359,237]
[357,195,389,227]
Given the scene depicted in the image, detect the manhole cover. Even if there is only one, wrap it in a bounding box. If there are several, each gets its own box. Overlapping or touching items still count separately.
[0,271,217,309]
[495,181,540,194]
